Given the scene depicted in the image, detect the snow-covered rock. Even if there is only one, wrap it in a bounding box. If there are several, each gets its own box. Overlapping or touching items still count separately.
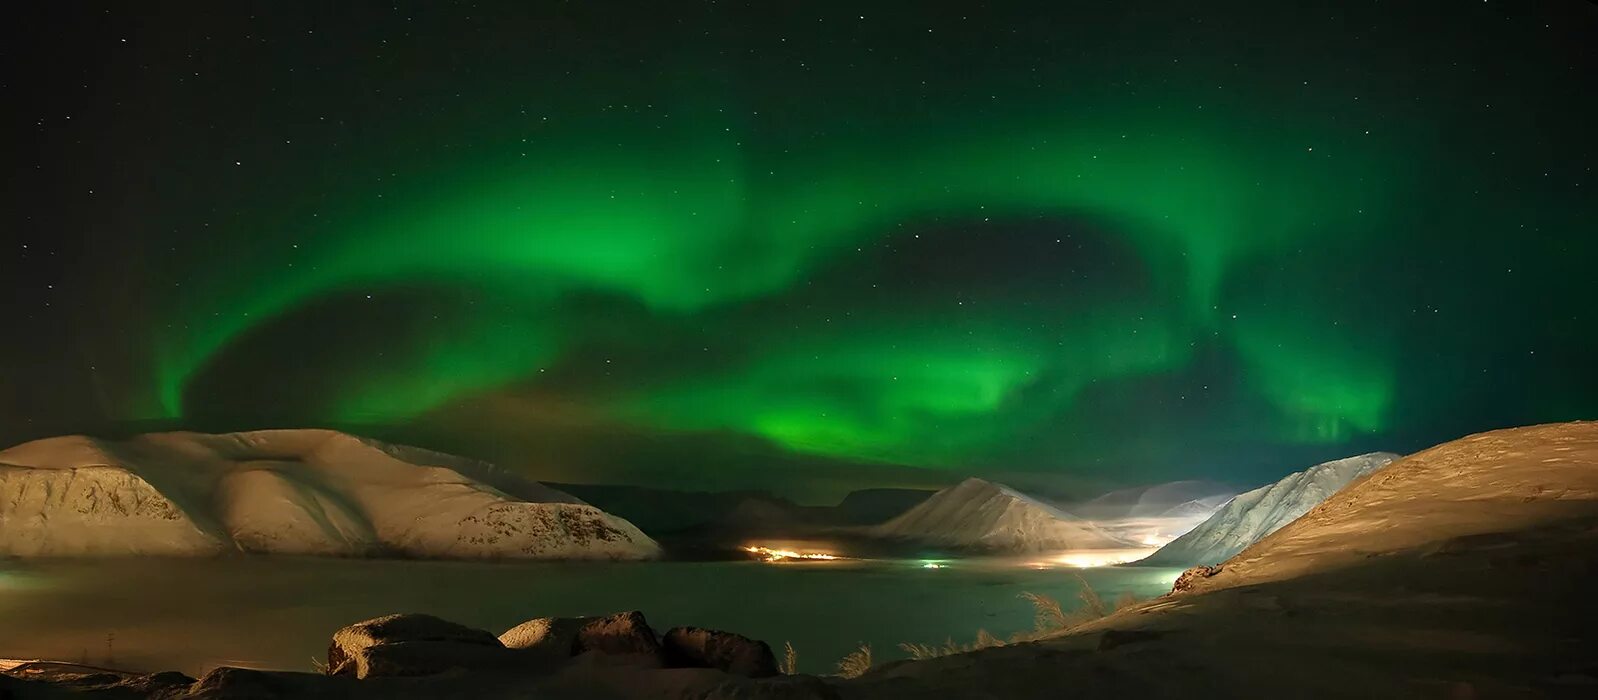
[0,429,660,560]
[871,477,1129,552]
[1139,452,1398,567]
[327,613,507,679]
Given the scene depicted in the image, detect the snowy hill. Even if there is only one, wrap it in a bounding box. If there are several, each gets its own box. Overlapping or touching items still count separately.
[870,478,1129,552]
[0,464,226,556]
[1181,423,1597,589]
[0,430,660,560]
[1139,451,1398,567]
[1156,494,1234,521]
[846,422,1598,697]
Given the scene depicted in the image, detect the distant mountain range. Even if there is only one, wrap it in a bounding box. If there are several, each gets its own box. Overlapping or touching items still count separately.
[548,482,937,538]
[0,429,659,560]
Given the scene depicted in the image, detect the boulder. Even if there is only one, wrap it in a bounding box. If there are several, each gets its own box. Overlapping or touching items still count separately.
[327,613,504,679]
[661,627,779,678]
[574,611,661,657]
[347,640,521,679]
[499,616,591,656]
[1170,565,1221,593]
[499,610,664,669]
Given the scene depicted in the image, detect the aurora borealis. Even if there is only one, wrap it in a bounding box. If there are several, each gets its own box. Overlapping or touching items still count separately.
[5,1,1595,498]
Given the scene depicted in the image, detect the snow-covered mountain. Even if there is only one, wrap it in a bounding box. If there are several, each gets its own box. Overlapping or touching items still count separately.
[1139,452,1398,567]
[0,429,660,560]
[1062,480,1236,546]
[871,477,1129,552]
[1184,423,1597,589]
[845,423,1598,696]
[1156,494,1235,521]
[1069,479,1236,521]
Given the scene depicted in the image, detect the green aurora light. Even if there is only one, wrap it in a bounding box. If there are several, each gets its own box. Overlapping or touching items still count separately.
[10,1,1593,490]
[151,106,1396,454]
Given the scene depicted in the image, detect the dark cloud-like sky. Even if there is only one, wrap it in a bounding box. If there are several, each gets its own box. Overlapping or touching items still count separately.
[4,1,1595,500]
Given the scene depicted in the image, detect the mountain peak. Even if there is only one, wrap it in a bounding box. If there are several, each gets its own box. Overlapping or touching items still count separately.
[873,477,1128,552]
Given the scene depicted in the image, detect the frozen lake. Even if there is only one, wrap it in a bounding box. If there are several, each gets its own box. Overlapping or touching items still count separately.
[0,556,1183,675]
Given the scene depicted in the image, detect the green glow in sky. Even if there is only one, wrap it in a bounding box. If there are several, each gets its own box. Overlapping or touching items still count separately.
[613,311,1184,463]
[151,105,1391,455]
[19,0,1575,489]
[1233,314,1395,443]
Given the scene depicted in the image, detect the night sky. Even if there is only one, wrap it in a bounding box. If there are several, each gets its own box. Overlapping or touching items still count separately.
[4,2,1595,500]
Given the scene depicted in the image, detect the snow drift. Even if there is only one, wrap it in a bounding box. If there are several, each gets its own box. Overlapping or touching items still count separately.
[871,477,1128,552]
[0,429,660,560]
[1139,451,1397,567]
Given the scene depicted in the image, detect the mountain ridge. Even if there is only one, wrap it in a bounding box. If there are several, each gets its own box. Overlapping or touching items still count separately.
[0,429,659,560]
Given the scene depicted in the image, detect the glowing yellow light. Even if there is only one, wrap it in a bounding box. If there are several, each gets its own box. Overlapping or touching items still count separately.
[1057,549,1152,568]
[743,545,839,562]
[1024,548,1157,569]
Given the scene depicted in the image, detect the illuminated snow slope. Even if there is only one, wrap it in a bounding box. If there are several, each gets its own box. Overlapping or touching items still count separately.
[872,477,1129,552]
[849,423,1598,697]
[1139,451,1398,567]
[0,430,659,560]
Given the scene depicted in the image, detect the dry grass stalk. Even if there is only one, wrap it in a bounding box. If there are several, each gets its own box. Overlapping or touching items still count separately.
[1017,575,1118,639]
[898,641,940,661]
[835,642,873,679]
[1019,590,1068,632]
[1073,572,1107,618]
[973,628,1004,650]
[781,641,798,675]
[898,629,1007,662]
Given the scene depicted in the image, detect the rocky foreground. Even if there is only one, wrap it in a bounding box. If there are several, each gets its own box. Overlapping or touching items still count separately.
[3,421,1597,698]
[0,609,830,699]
